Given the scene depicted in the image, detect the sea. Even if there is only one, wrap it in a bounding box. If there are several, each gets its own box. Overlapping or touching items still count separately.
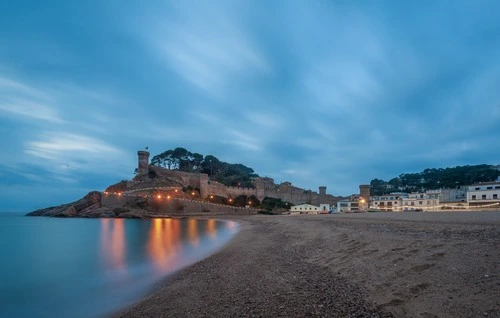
[0,213,239,318]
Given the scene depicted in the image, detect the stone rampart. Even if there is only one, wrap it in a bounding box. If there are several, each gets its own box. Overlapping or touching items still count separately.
[144,166,339,206]
[102,192,258,216]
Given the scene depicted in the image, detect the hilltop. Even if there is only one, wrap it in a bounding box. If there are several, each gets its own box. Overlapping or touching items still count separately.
[370,164,500,195]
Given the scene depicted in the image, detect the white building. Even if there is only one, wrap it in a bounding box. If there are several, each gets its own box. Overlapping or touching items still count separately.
[370,194,404,212]
[336,200,359,212]
[440,187,467,203]
[467,182,500,209]
[401,190,440,211]
[319,204,331,212]
[290,204,320,214]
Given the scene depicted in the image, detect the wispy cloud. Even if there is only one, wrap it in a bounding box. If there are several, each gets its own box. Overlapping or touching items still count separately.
[23,132,125,180]
[0,98,64,123]
[145,2,269,97]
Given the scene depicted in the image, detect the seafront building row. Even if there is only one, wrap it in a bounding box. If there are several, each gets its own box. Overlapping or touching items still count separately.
[291,181,500,213]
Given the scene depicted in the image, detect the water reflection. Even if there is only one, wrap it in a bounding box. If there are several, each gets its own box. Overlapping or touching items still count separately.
[187,218,199,247]
[206,219,217,239]
[1,217,240,318]
[225,220,237,230]
[148,218,182,271]
[100,219,126,270]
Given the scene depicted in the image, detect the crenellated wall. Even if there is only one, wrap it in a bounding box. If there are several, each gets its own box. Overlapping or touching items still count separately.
[142,164,339,205]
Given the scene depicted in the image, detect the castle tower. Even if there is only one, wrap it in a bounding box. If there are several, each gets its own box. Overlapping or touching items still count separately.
[359,184,371,210]
[137,150,150,175]
[319,186,326,196]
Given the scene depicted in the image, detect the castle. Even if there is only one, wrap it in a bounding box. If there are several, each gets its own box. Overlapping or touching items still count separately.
[130,150,339,206]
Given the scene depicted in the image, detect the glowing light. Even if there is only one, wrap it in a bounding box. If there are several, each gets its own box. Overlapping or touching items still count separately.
[191,192,195,196]
[167,195,171,199]
[210,195,214,199]
[117,192,122,196]
[157,195,161,199]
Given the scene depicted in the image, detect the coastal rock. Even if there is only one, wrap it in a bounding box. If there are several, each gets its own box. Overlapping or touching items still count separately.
[27,191,102,217]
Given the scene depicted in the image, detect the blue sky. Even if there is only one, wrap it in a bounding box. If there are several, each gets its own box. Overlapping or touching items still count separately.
[1,1,499,212]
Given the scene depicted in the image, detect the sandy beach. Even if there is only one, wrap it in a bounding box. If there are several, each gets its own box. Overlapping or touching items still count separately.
[117,212,500,317]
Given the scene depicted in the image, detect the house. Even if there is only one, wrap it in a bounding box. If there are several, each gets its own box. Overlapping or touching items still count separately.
[467,182,500,209]
[290,204,320,214]
[336,200,359,212]
[370,194,404,212]
[401,190,440,211]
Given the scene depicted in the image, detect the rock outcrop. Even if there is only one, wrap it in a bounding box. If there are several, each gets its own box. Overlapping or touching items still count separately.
[26,191,103,217]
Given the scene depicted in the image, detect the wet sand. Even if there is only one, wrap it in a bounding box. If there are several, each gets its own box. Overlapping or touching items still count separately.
[117,212,500,317]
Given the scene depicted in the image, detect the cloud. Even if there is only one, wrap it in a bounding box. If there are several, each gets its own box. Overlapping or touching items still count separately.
[145,2,269,97]
[24,132,124,178]
[0,98,64,123]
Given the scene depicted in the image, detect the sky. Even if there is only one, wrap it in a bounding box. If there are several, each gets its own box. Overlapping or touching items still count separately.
[1,1,500,212]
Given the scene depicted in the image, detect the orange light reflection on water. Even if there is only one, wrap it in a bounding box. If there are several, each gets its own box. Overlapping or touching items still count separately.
[187,219,199,247]
[100,218,126,270]
[206,219,217,239]
[148,218,182,272]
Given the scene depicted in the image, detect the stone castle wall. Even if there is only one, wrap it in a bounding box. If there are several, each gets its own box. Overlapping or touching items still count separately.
[102,194,258,216]
[144,167,339,205]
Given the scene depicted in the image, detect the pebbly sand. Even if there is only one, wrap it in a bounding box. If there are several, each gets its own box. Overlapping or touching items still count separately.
[116,212,500,318]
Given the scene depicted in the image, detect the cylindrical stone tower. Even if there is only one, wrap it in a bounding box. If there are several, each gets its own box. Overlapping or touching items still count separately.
[137,150,150,176]
[359,184,371,210]
[319,186,326,195]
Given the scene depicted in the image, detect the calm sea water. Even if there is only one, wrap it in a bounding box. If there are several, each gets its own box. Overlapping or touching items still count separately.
[0,214,239,318]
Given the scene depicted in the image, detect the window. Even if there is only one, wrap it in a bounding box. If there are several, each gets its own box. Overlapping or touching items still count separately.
[394,202,398,205]
[472,195,476,200]
[475,187,480,190]
[495,186,500,189]
[411,202,414,206]
[487,187,493,190]
[419,201,423,205]
[493,194,498,199]
[482,195,486,200]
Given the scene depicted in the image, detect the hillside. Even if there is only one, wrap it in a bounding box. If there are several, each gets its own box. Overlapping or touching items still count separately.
[149,147,258,188]
[370,164,500,195]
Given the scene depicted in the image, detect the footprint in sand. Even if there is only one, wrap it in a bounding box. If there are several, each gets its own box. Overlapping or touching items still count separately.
[410,282,430,295]
[419,312,439,318]
[391,247,405,252]
[359,249,379,256]
[411,263,436,273]
[427,252,445,261]
[376,298,405,310]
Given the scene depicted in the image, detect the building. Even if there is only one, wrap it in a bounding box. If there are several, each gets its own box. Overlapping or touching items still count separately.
[370,194,404,212]
[440,187,467,203]
[336,200,359,212]
[467,182,500,209]
[319,204,331,212]
[401,190,440,211]
[290,204,320,214]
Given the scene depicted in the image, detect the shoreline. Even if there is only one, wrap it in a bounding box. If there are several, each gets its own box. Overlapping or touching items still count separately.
[115,212,500,317]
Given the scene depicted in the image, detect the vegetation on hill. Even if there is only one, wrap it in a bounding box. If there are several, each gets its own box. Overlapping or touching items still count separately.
[150,147,258,188]
[370,164,500,195]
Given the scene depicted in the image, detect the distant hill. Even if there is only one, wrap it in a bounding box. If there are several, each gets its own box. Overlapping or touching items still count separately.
[149,147,258,188]
[370,164,500,195]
